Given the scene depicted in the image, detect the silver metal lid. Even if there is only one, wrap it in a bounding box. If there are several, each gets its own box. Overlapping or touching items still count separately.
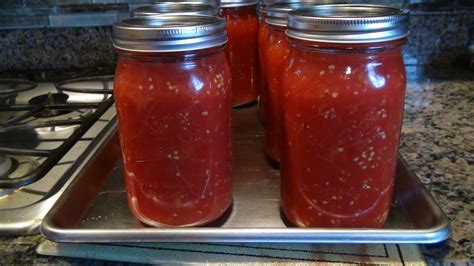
[259,0,276,5]
[266,3,293,27]
[132,3,219,18]
[113,16,227,52]
[258,0,277,11]
[149,0,221,7]
[278,0,347,4]
[262,0,347,16]
[266,1,348,26]
[287,4,409,43]
[265,2,308,27]
[221,0,258,8]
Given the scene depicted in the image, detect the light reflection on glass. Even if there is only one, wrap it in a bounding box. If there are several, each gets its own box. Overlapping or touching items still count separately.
[345,66,352,75]
[183,63,196,71]
[367,62,386,89]
[191,75,204,91]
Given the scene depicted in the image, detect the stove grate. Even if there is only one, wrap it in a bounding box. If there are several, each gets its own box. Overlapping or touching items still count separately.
[0,75,114,189]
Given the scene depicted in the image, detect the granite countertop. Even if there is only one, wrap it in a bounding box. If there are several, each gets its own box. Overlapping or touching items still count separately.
[0,65,472,265]
[400,65,473,265]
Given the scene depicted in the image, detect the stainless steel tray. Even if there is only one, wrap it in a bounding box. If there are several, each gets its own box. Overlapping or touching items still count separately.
[41,106,450,243]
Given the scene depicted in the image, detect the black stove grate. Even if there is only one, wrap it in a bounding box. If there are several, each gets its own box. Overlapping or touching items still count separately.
[0,75,114,189]
[56,75,114,94]
[0,79,37,97]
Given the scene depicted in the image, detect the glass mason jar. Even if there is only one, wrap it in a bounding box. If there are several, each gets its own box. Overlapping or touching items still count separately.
[257,0,275,124]
[264,1,347,162]
[221,0,259,106]
[113,16,233,227]
[280,5,409,227]
[264,2,304,163]
[132,3,220,18]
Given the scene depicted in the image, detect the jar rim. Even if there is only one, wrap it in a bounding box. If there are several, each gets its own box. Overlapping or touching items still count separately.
[266,2,339,27]
[113,16,228,52]
[258,0,276,10]
[148,0,221,8]
[287,4,409,44]
[132,3,219,18]
[221,0,257,8]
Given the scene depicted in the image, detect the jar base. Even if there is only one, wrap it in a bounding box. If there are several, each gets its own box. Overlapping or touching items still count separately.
[129,198,234,228]
[280,205,388,228]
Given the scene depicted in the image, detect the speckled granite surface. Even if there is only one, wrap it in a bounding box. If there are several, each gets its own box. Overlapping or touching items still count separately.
[0,26,115,72]
[400,66,473,265]
[0,65,472,264]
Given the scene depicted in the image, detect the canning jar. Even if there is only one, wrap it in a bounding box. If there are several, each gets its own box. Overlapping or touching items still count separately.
[113,16,233,227]
[263,2,297,163]
[221,0,259,106]
[264,1,347,161]
[280,5,409,227]
[257,0,275,123]
[132,3,220,17]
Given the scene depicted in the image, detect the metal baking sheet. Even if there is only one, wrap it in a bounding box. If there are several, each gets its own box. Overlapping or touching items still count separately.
[40,106,450,243]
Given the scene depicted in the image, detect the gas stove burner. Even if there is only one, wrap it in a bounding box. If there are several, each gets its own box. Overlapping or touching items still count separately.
[28,93,73,118]
[55,75,114,95]
[0,154,38,198]
[0,187,17,199]
[0,154,15,177]
[0,69,116,234]
[0,79,37,97]
[33,69,94,82]
[0,155,19,198]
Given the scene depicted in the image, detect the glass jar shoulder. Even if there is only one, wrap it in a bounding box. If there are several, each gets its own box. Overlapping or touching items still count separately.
[282,43,406,97]
[268,27,289,50]
[222,6,258,27]
[266,29,291,74]
[258,21,270,41]
[115,49,230,99]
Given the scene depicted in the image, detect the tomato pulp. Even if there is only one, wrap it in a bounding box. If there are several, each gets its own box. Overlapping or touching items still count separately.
[222,5,259,106]
[281,40,407,227]
[114,47,233,227]
[258,15,270,123]
[264,25,290,163]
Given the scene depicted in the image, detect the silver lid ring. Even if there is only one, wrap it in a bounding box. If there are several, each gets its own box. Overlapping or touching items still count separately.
[286,4,409,44]
[113,16,228,52]
[132,3,219,18]
[221,0,257,8]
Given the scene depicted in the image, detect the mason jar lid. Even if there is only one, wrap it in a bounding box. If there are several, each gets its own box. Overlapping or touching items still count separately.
[262,0,347,16]
[276,0,347,4]
[113,16,227,52]
[149,0,221,7]
[266,1,348,27]
[132,3,219,17]
[266,3,293,27]
[221,0,258,8]
[287,4,409,43]
[259,0,276,11]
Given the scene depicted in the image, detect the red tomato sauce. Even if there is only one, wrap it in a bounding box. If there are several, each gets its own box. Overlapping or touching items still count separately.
[114,48,233,227]
[281,39,407,227]
[258,16,270,123]
[222,5,259,106]
[264,25,290,163]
